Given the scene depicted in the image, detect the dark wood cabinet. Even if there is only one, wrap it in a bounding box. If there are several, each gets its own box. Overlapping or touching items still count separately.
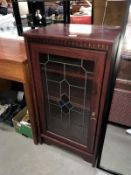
[24,24,120,164]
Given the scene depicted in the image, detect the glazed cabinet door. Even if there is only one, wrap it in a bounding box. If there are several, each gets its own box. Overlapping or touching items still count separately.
[31,44,106,153]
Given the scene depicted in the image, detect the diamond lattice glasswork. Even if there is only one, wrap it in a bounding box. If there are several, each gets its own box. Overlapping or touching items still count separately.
[40,54,94,146]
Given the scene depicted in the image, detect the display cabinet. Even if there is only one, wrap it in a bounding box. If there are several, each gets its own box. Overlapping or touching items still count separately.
[24,24,120,164]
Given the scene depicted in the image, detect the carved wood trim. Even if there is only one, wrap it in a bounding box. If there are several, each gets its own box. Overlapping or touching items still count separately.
[27,37,111,51]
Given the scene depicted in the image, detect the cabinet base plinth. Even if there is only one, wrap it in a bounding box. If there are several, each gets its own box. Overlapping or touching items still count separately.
[41,134,93,164]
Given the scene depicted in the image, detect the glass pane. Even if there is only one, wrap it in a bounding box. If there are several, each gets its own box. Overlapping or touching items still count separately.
[40,53,95,146]
[70,86,84,107]
[61,81,69,96]
[49,54,81,65]
[48,81,60,99]
[83,60,94,73]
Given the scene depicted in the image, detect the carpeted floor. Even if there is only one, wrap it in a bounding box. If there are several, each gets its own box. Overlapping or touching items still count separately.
[100,124,131,175]
[0,123,109,175]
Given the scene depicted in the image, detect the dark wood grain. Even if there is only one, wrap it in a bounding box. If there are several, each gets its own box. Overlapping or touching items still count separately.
[24,24,120,45]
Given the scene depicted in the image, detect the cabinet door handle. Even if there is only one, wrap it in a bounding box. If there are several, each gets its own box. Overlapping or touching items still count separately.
[91,112,96,119]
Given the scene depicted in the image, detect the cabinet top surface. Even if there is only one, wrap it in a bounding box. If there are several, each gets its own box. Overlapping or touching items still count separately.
[0,37,26,63]
[24,24,120,43]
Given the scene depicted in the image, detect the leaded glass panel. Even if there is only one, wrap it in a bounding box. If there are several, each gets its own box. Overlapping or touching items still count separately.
[40,53,95,146]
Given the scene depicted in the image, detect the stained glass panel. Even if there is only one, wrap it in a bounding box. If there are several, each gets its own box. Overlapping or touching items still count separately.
[40,53,95,146]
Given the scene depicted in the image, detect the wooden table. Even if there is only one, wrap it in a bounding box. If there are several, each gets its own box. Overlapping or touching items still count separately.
[0,37,37,144]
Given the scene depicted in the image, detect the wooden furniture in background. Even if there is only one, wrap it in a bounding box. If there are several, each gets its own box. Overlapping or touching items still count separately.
[109,45,131,127]
[0,37,37,143]
[0,79,11,92]
[93,0,126,26]
[24,24,120,164]
[70,15,91,24]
